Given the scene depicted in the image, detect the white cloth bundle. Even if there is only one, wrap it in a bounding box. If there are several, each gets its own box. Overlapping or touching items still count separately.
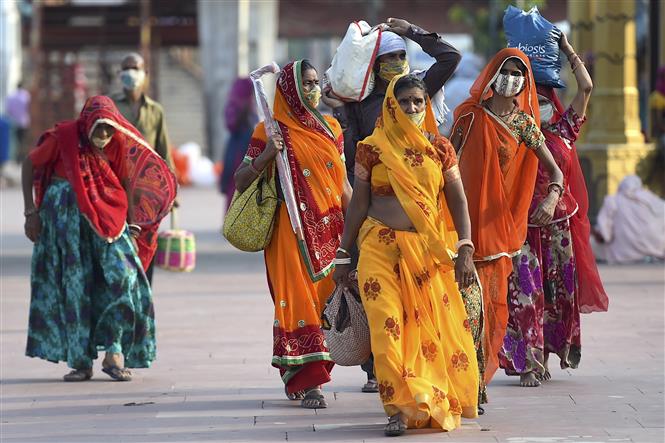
[325,21,382,102]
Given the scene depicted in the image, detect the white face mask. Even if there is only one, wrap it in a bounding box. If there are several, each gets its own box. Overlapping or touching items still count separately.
[91,135,112,149]
[539,102,555,124]
[493,73,525,97]
[120,69,146,91]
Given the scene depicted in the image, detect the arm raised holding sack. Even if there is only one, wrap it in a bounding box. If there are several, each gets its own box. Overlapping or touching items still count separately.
[559,33,593,117]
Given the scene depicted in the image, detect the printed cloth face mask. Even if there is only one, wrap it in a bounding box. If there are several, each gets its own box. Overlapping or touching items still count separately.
[378,59,410,82]
[304,85,321,108]
[493,73,525,97]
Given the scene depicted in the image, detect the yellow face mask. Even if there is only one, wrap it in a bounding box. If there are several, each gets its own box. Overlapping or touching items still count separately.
[304,85,321,108]
[378,59,410,82]
[407,110,426,128]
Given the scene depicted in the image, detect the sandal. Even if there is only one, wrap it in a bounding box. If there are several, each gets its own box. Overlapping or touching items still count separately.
[362,378,379,393]
[285,386,305,401]
[384,413,407,437]
[301,388,327,409]
[63,368,93,382]
[102,364,132,382]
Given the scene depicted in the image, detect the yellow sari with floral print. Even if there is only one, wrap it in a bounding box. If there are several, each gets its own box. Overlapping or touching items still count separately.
[356,76,479,430]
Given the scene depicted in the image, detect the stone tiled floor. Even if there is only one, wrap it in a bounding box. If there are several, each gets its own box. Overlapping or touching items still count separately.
[1,188,663,442]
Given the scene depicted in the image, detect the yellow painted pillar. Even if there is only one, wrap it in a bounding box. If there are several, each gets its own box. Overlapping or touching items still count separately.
[568,0,594,56]
[578,0,654,216]
[566,0,595,142]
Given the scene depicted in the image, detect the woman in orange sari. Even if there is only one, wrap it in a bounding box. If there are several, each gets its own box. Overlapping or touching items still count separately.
[334,74,478,436]
[234,60,352,409]
[450,48,564,389]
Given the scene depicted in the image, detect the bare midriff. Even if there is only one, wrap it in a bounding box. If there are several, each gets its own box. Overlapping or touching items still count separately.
[367,195,416,232]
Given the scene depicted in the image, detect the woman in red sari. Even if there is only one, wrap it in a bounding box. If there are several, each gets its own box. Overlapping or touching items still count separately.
[499,35,608,386]
[22,96,176,381]
[450,48,564,392]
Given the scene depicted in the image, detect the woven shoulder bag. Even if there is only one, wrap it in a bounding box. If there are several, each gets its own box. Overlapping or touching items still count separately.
[223,162,278,252]
[321,272,371,366]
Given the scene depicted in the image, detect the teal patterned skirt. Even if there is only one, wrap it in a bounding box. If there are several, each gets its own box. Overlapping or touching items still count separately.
[26,180,156,369]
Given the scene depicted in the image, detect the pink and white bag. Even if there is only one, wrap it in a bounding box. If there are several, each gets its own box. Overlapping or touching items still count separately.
[156,209,196,272]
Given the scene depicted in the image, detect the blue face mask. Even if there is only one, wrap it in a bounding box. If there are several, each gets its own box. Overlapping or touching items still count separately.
[120,69,145,91]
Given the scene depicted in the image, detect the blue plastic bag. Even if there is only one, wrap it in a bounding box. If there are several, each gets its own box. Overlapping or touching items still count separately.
[503,5,565,88]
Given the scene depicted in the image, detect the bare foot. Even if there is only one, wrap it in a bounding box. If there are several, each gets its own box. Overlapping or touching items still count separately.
[520,371,541,387]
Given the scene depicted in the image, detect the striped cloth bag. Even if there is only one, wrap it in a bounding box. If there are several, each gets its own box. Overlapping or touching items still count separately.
[156,209,196,272]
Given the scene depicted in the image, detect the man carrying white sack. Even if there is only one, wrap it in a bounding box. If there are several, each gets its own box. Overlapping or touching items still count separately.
[322,17,461,394]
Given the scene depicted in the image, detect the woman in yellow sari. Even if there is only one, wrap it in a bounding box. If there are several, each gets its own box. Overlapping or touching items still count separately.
[334,74,478,436]
[235,60,352,409]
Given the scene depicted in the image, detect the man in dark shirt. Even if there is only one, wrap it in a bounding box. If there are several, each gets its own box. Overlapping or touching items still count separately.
[324,18,461,184]
[322,17,461,393]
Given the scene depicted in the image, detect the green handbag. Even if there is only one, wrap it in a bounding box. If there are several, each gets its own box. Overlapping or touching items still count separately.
[223,162,279,252]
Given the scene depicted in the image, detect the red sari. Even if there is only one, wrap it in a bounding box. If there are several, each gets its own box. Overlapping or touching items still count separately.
[30,96,176,268]
[535,86,608,313]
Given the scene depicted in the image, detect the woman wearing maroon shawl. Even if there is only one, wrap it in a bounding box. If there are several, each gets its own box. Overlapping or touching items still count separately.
[21,96,176,382]
[499,35,608,387]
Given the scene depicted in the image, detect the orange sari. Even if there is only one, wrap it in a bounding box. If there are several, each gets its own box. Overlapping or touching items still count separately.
[451,49,540,384]
[243,61,346,393]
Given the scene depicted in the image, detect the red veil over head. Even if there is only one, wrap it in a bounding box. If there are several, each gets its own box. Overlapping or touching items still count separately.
[33,96,177,269]
[536,86,608,313]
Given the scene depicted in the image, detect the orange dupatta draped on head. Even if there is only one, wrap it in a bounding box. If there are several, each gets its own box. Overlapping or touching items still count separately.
[453,48,540,261]
[451,49,540,384]
[272,61,346,281]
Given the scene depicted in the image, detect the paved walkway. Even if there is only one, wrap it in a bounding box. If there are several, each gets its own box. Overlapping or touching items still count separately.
[1,187,663,442]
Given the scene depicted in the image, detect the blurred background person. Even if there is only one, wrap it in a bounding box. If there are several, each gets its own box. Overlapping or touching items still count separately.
[112,52,173,170]
[112,52,174,285]
[220,78,258,213]
[593,175,665,264]
[5,81,31,162]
